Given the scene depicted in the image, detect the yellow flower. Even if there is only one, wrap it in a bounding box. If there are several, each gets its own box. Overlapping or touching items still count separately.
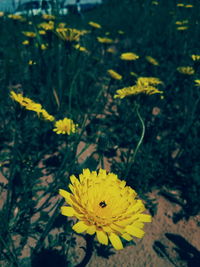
[137,77,163,86]
[120,52,139,61]
[88,21,101,29]
[74,44,88,53]
[194,80,200,87]
[38,30,46,35]
[28,60,36,65]
[59,169,151,250]
[56,28,87,42]
[10,91,33,107]
[145,56,159,66]
[106,47,116,54]
[185,4,193,8]
[114,77,163,99]
[107,69,122,80]
[8,14,25,21]
[22,31,36,38]
[38,21,54,31]
[177,3,184,7]
[177,66,195,75]
[40,44,48,50]
[97,37,114,44]
[40,109,55,121]
[22,40,30,45]
[191,55,200,61]
[176,26,188,31]
[26,102,43,114]
[0,12,4,17]
[175,20,189,25]
[42,14,55,20]
[53,118,77,135]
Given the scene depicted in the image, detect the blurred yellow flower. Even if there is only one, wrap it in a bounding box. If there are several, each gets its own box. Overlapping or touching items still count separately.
[22,31,36,38]
[106,47,116,53]
[177,3,184,7]
[175,20,189,25]
[58,22,66,28]
[60,168,151,250]
[191,55,200,61]
[8,14,25,21]
[145,56,159,66]
[176,26,188,31]
[185,4,193,8]
[0,12,4,17]
[56,28,87,42]
[28,60,36,65]
[42,14,55,20]
[22,40,30,45]
[53,118,77,135]
[88,21,101,29]
[107,69,122,80]
[38,30,46,35]
[40,44,48,50]
[74,44,88,53]
[177,66,195,75]
[97,37,114,44]
[26,102,43,114]
[120,52,139,61]
[194,80,200,87]
[38,21,54,31]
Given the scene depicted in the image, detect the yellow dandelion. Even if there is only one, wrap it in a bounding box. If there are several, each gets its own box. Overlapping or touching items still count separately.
[42,14,55,20]
[40,109,55,121]
[120,52,139,61]
[97,37,114,44]
[0,12,4,17]
[177,3,184,7]
[74,44,88,53]
[38,30,46,35]
[191,55,200,61]
[176,26,188,31]
[106,47,116,53]
[22,40,29,45]
[25,102,43,114]
[145,56,159,66]
[107,69,122,80]
[175,20,189,25]
[10,91,28,106]
[194,80,200,87]
[40,44,48,50]
[185,4,193,8]
[56,28,87,42]
[137,77,163,86]
[177,66,195,75]
[38,21,54,31]
[8,14,25,21]
[53,118,77,135]
[88,21,101,29]
[22,31,36,38]
[59,169,151,250]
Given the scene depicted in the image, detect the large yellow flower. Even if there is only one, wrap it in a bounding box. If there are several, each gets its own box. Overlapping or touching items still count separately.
[59,169,151,250]
[53,118,77,135]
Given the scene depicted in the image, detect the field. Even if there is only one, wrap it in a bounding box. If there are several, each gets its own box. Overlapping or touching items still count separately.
[0,0,199,266]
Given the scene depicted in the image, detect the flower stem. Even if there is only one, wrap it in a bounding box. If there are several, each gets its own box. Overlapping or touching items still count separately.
[75,234,94,267]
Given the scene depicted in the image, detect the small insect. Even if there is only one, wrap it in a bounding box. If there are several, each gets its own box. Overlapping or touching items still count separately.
[99,201,107,208]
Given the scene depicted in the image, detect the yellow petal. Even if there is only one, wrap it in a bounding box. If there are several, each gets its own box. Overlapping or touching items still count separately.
[96,230,108,245]
[86,225,96,235]
[109,233,123,250]
[138,214,152,222]
[125,226,145,238]
[61,206,75,217]
[59,189,72,204]
[70,175,77,185]
[72,221,88,233]
[121,233,132,241]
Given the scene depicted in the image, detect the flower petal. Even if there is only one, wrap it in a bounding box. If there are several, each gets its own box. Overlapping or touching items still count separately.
[96,230,108,245]
[121,233,132,241]
[59,189,72,204]
[86,225,96,235]
[72,221,88,233]
[61,206,75,217]
[109,233,123,250]
[138,214,152,222]
[125,226,145,238]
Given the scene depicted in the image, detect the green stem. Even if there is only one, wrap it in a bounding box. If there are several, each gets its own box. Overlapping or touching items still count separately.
[75,235,94,267]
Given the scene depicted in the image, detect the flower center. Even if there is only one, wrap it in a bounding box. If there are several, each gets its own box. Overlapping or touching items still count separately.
[99,201,107,208]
